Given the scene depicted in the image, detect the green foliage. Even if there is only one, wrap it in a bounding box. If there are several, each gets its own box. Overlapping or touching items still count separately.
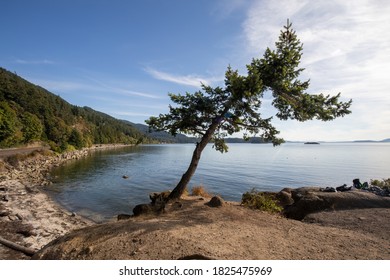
[68,128,84,149]
[21,112,43,142]
[0,101,19,147]
[241,189,283,213]
[0,68,151,149]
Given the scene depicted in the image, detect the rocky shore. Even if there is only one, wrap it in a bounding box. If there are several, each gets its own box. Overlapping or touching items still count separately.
[0,144,131,259]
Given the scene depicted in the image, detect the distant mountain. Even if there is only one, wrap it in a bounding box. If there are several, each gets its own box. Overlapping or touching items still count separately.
[354,138,390,143]
[0,67,153,151]
[130,122,271,144]
[224,137,269,144]
[128,122,197,143]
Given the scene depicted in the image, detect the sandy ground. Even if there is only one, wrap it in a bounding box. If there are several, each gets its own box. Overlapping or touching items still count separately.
[33,196,390,260]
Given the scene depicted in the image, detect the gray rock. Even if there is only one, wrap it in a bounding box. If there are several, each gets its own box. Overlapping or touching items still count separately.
[283,187,390,220]
[276,189,294,206]
[132,203,153,216]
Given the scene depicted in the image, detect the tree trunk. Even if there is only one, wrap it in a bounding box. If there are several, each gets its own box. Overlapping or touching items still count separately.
[168,120,220,200]
[0,236,36,256]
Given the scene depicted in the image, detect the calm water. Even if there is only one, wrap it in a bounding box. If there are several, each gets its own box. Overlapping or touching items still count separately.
[47,143,390,222]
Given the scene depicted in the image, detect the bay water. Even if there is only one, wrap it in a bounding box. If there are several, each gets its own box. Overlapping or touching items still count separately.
[46,143,390,222]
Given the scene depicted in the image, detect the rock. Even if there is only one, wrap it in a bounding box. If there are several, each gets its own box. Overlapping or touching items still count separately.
[16,227,35,237]
[149,191,171,204]
[283,187,390,220]
[276,189,294,207]
[0,210,10,217]
[117,214,132,220]
[132,203,153,216]
[8,215,19,221]
[16,213,24,220]
[25,186,38,194]
[206,196,224,207]
[122,175,129,179]
[0,187,7,192]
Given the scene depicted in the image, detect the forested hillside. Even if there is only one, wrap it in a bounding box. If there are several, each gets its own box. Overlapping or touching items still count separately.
[0,67,153,151]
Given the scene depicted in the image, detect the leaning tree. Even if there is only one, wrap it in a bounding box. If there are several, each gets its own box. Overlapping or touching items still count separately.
[146,21,352,200]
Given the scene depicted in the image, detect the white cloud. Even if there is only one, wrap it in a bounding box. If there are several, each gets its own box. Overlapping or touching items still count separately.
[240,0,390,140]
[144,67,223,87]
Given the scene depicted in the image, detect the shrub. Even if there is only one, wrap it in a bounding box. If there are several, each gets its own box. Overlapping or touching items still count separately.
[241,189,283,213]
[191,185,212,198]
[370,178,390,189]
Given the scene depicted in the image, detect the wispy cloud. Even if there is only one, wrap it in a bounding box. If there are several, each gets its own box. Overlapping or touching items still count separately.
[85,76,162,99]
[32,76,162,100]
[15,59,54,65]
[144,67,223,87]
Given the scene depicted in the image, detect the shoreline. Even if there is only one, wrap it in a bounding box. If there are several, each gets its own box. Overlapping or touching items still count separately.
[0,144,133,259]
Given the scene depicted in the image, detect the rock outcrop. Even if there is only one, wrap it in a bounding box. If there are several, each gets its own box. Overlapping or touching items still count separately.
[280,187,390,220]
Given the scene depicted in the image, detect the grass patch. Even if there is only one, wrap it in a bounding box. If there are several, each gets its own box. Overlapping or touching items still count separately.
[241,189,283,213]
[191,185,212,198]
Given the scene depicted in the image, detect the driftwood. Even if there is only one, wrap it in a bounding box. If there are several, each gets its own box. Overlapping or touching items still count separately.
[0,236,36,256]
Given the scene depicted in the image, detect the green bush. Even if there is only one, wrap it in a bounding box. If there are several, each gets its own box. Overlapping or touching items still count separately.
[241,189,283,213]
[370,178,390,189]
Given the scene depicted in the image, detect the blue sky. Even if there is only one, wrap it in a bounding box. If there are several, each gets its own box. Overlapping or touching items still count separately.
[1,0,389,141]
